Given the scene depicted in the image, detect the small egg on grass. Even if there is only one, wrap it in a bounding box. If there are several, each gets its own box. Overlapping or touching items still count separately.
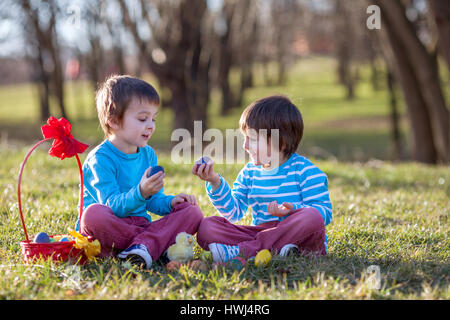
[254,249,272,267]
[166,260,182,272]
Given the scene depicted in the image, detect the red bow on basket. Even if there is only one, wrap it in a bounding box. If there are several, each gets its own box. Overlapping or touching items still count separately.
[18,117,89,242]
[41,117,89,159]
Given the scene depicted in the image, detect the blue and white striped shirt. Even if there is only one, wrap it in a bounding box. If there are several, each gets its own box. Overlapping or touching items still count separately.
[206,153,332,248]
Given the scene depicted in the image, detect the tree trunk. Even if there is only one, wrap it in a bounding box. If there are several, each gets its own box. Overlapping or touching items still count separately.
[218,30,235,116]
[375,0,449,164]
[334,0,357,100]
[236,64,253,108]
[429,0,450,72]
[51,58,68,119]
[367,35,382,91]
[114,46,126,75]
[386,71,405,161]
[377,8,437,163]
[220,79,234,116]
[277,54,288,86]
[171,85,194,134]
[19,0,67,122]
[119,0,210,137]
[32,40,50,122]
[86,36,103,96]
[218,1,236,116]
[44,1,67,120]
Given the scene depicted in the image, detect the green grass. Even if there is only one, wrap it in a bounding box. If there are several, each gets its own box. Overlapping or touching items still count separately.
[0,148,448,299]
[0,56,448,299]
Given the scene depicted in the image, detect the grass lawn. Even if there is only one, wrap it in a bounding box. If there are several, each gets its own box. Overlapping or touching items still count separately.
[0,57,448,300]
[0,149,448,299]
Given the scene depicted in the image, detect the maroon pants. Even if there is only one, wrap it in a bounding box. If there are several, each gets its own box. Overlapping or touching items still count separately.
[79,201,204,260]
[197,207,326,258]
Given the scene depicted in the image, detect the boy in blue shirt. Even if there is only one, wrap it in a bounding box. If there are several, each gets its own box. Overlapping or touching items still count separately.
[79,75,203,268]
[193,96,331,262]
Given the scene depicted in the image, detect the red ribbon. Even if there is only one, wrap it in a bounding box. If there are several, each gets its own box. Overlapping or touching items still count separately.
[41,117,89,159]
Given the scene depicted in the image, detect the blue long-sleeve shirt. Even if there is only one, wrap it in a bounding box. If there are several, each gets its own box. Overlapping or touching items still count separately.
[206,153,332,248]
[76,140,174,230]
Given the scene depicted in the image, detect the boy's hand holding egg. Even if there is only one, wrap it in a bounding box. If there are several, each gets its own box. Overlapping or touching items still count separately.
[140,165,165,199]
[142,165,197,207]
[192,156,221,190]
[194,156,212,170]
[147,165,164,178]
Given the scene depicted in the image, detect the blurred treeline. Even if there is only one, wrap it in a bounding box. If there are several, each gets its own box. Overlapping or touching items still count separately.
[0,0,449,164]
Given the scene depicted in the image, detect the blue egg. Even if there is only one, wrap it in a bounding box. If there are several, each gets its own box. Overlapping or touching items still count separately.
[195,156,212,169]
[228,258,244,271]
[59,237,70,242]
[34,232,50,243]
[147,166,165,178]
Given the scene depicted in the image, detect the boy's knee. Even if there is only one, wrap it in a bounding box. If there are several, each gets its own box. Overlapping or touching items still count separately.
[193,204,204,219]
[173,203,204,230]
[290,207,325,234]
[80,203,110,231]
[180,203,204,222]
[304,208,325,233]
[189,204,204,227]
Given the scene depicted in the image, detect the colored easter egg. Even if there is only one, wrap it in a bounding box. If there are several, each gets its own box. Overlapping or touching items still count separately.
[228,258,244,271]
[194,156,212,169]
[188,259,207,272]
[147,165,165,178]
[34,232,50,243]
[166,260,182,272]
[59,237,70,242]
[254,249,272,267]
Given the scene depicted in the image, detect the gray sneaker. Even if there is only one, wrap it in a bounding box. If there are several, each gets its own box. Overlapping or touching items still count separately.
[279,244,299,257]
[208,243,240,263]
[118,244,153,269]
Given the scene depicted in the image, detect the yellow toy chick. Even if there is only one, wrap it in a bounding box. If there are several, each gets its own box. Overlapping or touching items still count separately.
[167,232,195,263]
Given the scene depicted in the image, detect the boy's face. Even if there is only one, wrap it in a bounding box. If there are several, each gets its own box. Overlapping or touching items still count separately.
[108,97,158,154]
[243,128,272,166]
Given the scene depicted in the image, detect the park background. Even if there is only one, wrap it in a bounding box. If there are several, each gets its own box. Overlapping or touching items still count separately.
[0,0,448,299]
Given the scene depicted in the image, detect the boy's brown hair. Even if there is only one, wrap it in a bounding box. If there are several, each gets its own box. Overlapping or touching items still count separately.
[96,75,160,136]
[239,95,304,157]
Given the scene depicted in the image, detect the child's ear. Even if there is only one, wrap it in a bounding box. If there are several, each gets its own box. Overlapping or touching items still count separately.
[107,117,120,131]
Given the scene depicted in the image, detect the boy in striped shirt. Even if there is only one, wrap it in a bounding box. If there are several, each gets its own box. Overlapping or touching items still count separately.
[193,95,332,262]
